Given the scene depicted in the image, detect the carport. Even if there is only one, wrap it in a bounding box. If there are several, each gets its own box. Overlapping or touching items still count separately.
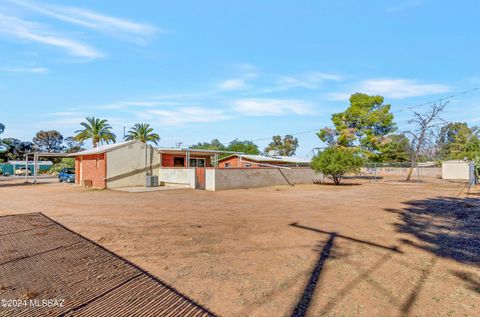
[27,152,73,184]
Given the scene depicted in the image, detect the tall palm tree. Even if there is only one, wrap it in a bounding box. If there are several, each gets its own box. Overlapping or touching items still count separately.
[75,117,116,148]
[125,123,160,145]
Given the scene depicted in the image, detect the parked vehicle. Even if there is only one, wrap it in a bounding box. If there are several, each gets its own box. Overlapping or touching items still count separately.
[58,168,75,183]
[14,167,31,176]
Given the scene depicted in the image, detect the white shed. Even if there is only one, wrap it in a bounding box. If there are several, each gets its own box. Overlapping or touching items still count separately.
[441,160,475,181]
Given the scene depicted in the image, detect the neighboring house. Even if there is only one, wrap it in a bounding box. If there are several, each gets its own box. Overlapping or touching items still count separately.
[218,154,311,168]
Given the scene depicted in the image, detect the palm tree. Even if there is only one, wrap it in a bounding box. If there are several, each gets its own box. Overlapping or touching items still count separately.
[75,117,116,148]
[125,123,160,145]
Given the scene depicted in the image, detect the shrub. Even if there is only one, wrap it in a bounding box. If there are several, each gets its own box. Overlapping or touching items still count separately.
[50,158,75,174]
[312,146,364,185]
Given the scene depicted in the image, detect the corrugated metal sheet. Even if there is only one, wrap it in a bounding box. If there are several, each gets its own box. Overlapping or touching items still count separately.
[0,213,217,317]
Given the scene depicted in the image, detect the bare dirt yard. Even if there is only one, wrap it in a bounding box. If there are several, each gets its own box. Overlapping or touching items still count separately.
[0,177,479,316]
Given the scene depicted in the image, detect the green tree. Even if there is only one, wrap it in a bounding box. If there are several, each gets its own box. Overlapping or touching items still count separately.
[318,93,396,158]
[226,139,260,154]
[0,123,4,135]
[311,146,364,185]
[64,137,85,153]
[265,135,299,156]
[75,117,116,148]
[190,139,226,151]
[33,130,65,152]
[437,122,480,160]
[125,123,160,145]
[376,134,412,162]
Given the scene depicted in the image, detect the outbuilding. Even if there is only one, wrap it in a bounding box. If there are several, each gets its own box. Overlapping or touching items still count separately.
[218,154,311,168]
[442,160,475,182]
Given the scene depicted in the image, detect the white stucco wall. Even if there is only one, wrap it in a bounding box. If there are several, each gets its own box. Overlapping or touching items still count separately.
[106,142,160,188]
[158,168,196,188]
[442,161,474,181]
[206,168,320,191]
[205,169,216,191]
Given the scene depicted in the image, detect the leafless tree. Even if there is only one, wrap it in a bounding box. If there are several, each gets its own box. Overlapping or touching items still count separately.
[405,101,448,181]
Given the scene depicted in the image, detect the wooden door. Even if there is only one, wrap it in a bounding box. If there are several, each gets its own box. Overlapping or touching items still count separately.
[195,168,206,190]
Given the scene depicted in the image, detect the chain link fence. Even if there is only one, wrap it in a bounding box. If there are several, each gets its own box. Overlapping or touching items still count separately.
[360,162,442,183]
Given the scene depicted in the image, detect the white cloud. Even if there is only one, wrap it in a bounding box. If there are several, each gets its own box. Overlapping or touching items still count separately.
[0,14,103,58]
[148,107,230,125]
[277,72,343,89]
[2,66,48,73]
[219,78,246,90]
[11,0,159,43]
[257,71,343,93]
[325,92,351,101]
[360,79,451,99]
[327,78,452,100]
[233,99,313,116]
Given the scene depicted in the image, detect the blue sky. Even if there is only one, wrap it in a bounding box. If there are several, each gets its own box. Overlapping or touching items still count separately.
[0,0,479,156]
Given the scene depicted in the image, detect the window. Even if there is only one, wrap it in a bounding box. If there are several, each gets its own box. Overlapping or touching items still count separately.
[245,163,252,168]
[224,163,231,168]
[190,158,206,167]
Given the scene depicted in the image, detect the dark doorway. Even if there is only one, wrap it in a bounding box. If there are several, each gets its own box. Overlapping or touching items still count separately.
[174,157,185,167]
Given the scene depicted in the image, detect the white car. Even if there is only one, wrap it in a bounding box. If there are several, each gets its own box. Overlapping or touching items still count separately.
[14,167,32,176]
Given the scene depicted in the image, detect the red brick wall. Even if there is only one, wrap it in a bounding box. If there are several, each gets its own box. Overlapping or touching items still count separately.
[161,153,211,167]
[218,156,295,168]
[218,157,263,168]
[77,154,106,188]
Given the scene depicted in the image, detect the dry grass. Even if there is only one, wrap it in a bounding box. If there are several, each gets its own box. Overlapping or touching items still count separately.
[0,178,478,316]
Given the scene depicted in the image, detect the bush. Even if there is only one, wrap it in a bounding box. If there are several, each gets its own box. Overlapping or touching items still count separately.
[50,158,75,174]
[312,146,364,185]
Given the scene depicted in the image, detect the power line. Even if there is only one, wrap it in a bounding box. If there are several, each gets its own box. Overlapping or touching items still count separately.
[188,87,480,148]
[392,87,480,114]
[249,87,480,142]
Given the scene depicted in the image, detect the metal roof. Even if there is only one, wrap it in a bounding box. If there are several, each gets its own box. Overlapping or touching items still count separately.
[7,160,53,165]
[156,148,243,156]
[72,140,141,156]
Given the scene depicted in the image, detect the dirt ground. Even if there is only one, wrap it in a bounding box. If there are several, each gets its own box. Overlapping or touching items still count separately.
[0,177,479,316]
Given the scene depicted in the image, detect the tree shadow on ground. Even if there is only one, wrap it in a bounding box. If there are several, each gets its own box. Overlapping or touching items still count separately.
[386,196,480,265]
[451,270,480,293]
[288,223,403,317]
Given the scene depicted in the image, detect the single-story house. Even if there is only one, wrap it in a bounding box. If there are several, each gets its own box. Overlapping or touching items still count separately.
[71,141,317,190]
[218,154,311,168]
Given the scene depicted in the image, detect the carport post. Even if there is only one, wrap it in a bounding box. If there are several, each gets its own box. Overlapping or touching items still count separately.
[33,153,38,184]
[24,154,29,183]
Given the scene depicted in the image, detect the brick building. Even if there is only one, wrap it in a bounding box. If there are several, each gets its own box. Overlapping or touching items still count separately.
[217,154,311,168]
